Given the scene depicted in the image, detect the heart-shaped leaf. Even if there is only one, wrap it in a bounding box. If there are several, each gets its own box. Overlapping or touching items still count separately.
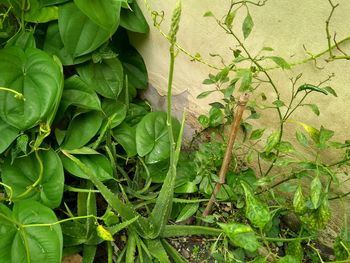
[0,46,63,130]
[119,46,148,90]
[24,0,58,23]
[136,112,180,164]
[60,153,113,181]
[219,222,260,252]
[101,99,127,128]
[44,22,91,65]
[112,123,137,157]
[77,58,124,99]
[120,1,149,33]
[0,119,19,154]
[0,200,63,263]
[58,2,111,58]
[62,111,103,150]
[59,75,102,114]
[74,0,122,32]
[1,149,64,208]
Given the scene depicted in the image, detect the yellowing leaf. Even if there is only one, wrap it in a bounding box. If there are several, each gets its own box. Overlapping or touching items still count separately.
[289,121,319,144]
[97,225,114,241]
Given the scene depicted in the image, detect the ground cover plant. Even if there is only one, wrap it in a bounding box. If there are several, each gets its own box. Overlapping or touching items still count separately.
[0,0,350,262]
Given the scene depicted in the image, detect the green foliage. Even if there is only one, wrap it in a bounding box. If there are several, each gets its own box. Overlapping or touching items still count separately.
[1,0,350,261]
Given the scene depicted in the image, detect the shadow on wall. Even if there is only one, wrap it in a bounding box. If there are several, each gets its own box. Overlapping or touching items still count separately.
[141,84,198,142]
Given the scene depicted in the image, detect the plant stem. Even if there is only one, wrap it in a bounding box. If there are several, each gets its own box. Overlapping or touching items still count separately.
[22,215,99,228]
[0,86,25,100]
[203,93,249,216]
[65,185,100,193]
[13,150,44,200]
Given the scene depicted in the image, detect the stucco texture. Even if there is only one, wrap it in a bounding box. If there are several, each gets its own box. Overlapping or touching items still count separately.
[130,0,350,245]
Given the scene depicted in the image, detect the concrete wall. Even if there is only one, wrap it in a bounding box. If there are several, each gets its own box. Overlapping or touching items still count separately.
[130,0,350,244]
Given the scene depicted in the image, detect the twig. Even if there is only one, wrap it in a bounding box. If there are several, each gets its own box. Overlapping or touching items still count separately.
[203,93,249,216]
[325,0,339,58]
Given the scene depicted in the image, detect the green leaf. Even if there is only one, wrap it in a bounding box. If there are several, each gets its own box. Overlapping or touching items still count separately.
[74,0,122,31]
[108,216,139,235]
[82,245,97,263]
[209,107,224,127]
[0,119,19,154]
[277,141,295,153]
[223,78,237,98]
[300,198,331,231]
[43,22,91,65]
[242,12,254,39]
[203,11,214,17]
[174,181,198,193]
[0,200,63,263]
[1,149,64,208]
[119,47,148,90]
[59,75,102,114]
[102,99,127,128]
[145,239,170,263]
[161,239,188,263]
[293,185,306,214]
[250,128,265,140]
[176,203,199,222]
[58,2,112,58]
[0,47,63,130]
[62,111,103,150]
[286,240,303,262]
[202,78,215,85]
[23,0,58,23]
[197,90,215,99]
[297,84,328,95]
[218,223,260,252]
[120,1,149,33]
[112,123,137,157]
[60,153,113,182]
[198,115,209,128]
[296,131,308,147]
[77,58,124,99]
[225,10,237,28]
[310,176,322,209]
[268,56,291,69]
[273,99,285,107]
[241,182,271,229]
[277,255,299,263]
[238,69,252,91]
[319,126,334,145]
[334,235,350,261]
[10,134,29,162]
[304,103,320,116]
[323,86,337,97]
[6,31,36,49]
[262,47,274,51]
[265,131,280,154]
[136,112,180,164]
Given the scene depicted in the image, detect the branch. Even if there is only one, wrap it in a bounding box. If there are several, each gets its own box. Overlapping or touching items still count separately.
[203,93,249,216]
[325,0,339,58]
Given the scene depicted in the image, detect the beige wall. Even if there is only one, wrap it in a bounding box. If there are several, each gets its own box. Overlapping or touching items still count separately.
[132,0,350,140]
[131,0,350,244]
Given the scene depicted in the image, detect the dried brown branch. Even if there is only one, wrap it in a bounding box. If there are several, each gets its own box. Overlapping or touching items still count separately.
[203,93,249,216]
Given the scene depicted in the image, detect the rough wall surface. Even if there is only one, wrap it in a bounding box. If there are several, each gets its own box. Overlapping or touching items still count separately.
[130,0,350,244]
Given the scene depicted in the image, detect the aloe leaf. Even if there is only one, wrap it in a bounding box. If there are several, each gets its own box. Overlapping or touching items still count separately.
[161,225,222,238]
[161,239,188,263]
[148,111,186,238]
[61,151,153,238]
[145,239,170,263]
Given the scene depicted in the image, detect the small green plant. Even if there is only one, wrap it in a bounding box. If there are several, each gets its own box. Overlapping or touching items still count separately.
[188,0,350,262]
